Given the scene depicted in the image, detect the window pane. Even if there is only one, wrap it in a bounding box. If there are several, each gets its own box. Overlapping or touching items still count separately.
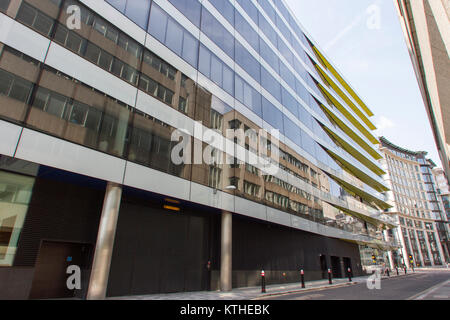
[182,31,198,67]
[106,0,126,12]
[46,93,67,117]
[68,102,88,125]
[261,66,281,102]
[33,12,54,36]
[262,97,284,132]
[16,3,35,27]
[66,31,84,53]
[259,38,279,74]
[0,70,13,95]
[235,41,260,83]
[198,45,211,77]
[98,50,114,71]
[210,55,223,87]
[84,43,101,64]
[0,171,35,266]
[168,0,202,27]
[208,0,234,26]
[9,78,32,103]
[124,0,151,29]
[53,24,68,45]
[201,8,234,59]
[0,0,10,12]
[222,65,234,96]
[166,19,183,55]
[148,3,167,43]
[283,115,300,143]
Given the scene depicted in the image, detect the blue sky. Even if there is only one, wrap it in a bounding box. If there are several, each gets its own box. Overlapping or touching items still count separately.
[284,0,442,166]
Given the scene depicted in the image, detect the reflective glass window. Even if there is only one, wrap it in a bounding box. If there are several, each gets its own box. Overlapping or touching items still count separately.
[166,19,183,55]
[262,97,284,133]
[201,8,234,59]
[300,128,316,157]
[0,171,35,266]
[261,66,281,102]
[277,36,294,67]
[168,0,202,27]
[106,0,126,12]
[235,12,259,53]
[181,31,199,68]
[236,0,258,24]
[281,87,298,117]
[279,62,295,89]
[283,115,300,144]
[148,3,168,43]
[258,12,277,47]
[235,41,260,83]
[235,75,261,117]
[259,38,279,74]
[208,0,235,26]
[258,0,276,24]
[124,0,151,29]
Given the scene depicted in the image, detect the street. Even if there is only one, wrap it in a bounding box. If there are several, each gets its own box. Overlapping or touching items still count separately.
[259,271,450,300]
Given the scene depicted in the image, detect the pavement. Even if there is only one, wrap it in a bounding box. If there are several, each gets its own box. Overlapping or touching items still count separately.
[109,271,412,300]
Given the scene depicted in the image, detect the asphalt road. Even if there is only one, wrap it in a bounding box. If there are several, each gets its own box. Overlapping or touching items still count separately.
[260,271,450,300]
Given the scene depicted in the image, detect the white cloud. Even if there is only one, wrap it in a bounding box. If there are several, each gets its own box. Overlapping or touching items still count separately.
[375,116,395,132]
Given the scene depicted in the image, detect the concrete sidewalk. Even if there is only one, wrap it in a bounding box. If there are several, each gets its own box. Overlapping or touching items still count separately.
[109,272,411,300]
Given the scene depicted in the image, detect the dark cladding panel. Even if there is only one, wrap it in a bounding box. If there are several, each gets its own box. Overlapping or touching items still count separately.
[106,198,213,297]
[14,176,104,267]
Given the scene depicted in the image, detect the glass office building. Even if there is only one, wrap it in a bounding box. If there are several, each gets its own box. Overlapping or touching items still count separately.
[0,0,394,299]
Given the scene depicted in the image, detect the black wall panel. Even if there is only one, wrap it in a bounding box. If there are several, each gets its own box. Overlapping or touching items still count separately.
[106,197,216,297]
[14,176,103,267]
[232,215,362,275]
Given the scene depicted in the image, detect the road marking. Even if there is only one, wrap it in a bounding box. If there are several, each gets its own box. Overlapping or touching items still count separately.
[407,279,450,300]
[433,295,448,299]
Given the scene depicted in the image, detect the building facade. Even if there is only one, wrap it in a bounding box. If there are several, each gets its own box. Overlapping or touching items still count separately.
[379,137,447,268]
[0,0,394,299]
[432,166,450,261]
[394,0,450,185]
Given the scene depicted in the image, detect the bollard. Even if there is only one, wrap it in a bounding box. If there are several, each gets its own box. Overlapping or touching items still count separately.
[404,267,407,275]
[300,269,305,288]
[396,267,399,276]
[386,268,390,277]
[328,269,332,284]
[261,270,266,293]
[347,268,352,282]
[206,260,212,291]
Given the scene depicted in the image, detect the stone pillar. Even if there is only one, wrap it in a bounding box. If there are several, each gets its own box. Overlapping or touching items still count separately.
[86,182,122,300]
[220,211,232,292]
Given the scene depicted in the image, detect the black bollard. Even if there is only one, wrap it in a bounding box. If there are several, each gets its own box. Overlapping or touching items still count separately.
[261,270,266,293]
[300,269,305,288]
[328,269,332,284]
[404,267,407,274]
[347,268,352,282]
[386,268,390,277]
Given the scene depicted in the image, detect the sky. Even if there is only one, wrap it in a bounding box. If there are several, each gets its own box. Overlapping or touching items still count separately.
[284,0,442,166]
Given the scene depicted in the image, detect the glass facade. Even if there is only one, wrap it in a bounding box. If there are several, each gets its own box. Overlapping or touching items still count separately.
[0,171,35,266]
[0,0,393,261]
